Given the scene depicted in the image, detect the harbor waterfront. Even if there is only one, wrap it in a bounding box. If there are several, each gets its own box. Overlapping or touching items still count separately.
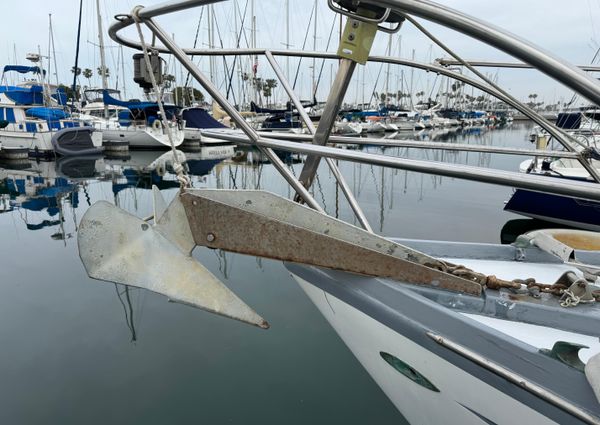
[0,124,532,424]
[4,0,600,423]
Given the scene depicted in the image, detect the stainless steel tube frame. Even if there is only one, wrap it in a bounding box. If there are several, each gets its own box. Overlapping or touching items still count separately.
[261,132,581,159]
[202,129,600,202]
[264,51,373,232]
[375,0,600,107]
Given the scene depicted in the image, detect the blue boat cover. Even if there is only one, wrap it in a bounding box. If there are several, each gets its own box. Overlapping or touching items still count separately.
[26,107,69,121]
[0,85,44,105]
[2,65,45,75]
[182,108,226,129]
[556,113,582,130]
[103,90,178,113]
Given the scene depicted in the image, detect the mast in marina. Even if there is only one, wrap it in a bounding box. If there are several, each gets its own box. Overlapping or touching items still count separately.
[48,14,59,86]
[208,4,215,84]
[286,0,290,82]
[96,0,109,119]
[312,0,318,99]
[385,32,392,105]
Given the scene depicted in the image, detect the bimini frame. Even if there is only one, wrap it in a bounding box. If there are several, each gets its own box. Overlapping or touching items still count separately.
[106,0,600,234]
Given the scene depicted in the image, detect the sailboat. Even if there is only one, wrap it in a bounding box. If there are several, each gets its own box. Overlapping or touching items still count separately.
[505,114,600,230]
[77,1,600,424]
[0,64,102,157]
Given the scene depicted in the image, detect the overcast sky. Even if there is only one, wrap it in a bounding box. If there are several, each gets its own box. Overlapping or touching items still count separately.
[3,0,600,106]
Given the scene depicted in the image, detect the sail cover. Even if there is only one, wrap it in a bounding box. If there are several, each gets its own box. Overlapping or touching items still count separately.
[2,65,46,75]
[182,108,226,129]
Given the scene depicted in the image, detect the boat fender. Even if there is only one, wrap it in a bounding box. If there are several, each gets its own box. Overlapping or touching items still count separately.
[583,146,600,161]
[152,119,162,131]
[156,162,166,177]
[585,353,600,403]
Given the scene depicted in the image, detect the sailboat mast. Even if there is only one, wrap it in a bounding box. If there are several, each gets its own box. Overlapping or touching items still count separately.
[120,45,127,100]
[385,32,391,105]
[96,0,109,119]
[251,0,257,103]
[71,0,83,107]
[286,0,290,81]
[48,14,59,86]
[208,4,215,84]
[410,49,415,109]
[312,0,317,98]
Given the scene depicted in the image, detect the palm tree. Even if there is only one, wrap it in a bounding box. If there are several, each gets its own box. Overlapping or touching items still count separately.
[82,68,93,87]
[71,67,81,76]
[97,66,110,80]
[263,79,278,106]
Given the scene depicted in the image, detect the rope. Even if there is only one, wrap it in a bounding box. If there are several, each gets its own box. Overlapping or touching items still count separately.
[132,9,191,189]
[561,289,581,308]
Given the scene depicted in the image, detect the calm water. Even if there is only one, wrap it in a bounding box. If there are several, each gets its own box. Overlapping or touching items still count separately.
[0,123,536,424]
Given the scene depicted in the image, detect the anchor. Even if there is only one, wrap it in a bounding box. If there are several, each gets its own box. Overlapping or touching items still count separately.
[78,186,485,328]
[77,3,483,328]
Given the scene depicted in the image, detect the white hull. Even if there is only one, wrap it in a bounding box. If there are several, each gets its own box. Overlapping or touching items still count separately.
[364,122,387,133]
[295,277,561,425]
[0,130,53,152]
[334,122,363,135]
[0,127,102,155]
[184,128,232,145]
[103,126,185,148]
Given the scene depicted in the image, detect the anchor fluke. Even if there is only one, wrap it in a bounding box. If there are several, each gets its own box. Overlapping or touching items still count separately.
[77,199,269,329]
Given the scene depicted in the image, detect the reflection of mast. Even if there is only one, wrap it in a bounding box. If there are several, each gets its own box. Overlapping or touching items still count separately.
[114,284,137,342]
[380,164,385,232]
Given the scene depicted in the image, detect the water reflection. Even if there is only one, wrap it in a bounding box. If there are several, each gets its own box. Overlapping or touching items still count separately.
[0,123,524,243]
[0,124,536,425]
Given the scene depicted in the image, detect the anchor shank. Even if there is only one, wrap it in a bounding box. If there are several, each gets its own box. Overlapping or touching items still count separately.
[180,191,482,296]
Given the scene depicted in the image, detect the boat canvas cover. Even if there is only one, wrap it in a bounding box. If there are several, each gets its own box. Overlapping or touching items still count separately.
[182,108,226,129]
[26,107,69,121]
[103,90,179,120]
[0,85,44,105]
[556,113,582,129]
[2,65,45,75]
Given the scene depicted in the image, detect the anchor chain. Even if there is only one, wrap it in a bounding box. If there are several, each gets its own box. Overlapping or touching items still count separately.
[433,261,572,301]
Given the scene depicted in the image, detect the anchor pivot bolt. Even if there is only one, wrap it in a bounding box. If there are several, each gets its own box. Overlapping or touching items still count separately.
[206,233,216,242]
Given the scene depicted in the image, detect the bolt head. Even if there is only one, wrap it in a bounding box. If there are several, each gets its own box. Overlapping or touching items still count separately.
[206,233,216,242]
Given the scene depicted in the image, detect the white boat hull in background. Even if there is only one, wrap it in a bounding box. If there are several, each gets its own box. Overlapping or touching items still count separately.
[103,125,185,149]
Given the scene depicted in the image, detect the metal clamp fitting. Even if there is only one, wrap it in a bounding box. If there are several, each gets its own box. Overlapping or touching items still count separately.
[327,0,403,34]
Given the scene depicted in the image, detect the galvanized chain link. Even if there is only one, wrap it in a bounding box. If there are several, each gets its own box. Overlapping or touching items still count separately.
[132,8,191,189]
[436,260,572,301]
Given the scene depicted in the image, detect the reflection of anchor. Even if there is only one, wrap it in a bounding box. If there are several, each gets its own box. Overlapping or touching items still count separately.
[114,284,138,342]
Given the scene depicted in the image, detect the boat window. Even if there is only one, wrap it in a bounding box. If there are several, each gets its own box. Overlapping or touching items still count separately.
[380,352,440,392]
[5,108,15,123]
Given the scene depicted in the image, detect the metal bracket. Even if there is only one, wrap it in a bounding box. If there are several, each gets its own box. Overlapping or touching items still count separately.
[328,0,403,34]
